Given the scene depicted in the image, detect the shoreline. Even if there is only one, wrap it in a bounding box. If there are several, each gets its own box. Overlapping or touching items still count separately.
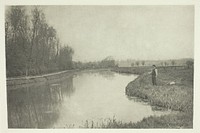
[6,67,193,128]
[79,67,193,128]
[125,69,193,112]
[123,67,193,128]
[6,68,111,90]
[7,70,77,88]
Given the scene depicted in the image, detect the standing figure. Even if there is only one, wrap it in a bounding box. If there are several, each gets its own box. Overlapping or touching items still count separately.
[151,65,158,85]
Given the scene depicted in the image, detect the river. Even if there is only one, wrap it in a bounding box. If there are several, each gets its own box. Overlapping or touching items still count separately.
[7,70,171,128]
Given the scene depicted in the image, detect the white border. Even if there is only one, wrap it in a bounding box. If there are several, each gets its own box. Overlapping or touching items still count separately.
[1,0,200,133]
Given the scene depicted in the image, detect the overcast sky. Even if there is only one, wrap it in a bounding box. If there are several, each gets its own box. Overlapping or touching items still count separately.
[42,6,194,62]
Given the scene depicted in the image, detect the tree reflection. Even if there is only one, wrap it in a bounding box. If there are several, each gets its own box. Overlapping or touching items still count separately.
[98,70,115,80]
[7,75,74,128]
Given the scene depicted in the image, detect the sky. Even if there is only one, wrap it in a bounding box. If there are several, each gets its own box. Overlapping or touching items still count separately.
[42,6,194,62]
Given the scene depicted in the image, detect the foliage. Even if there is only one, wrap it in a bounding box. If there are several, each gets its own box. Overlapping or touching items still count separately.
[58,46,74,70]
[5,6,74,77]
[73,56,116,69]
[99,56,115,68]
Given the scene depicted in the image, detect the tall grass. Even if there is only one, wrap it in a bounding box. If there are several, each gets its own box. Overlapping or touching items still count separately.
[81,113,192,128]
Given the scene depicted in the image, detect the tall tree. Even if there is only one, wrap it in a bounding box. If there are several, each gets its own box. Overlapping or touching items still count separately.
[30,7,58,74]
[6,6,74,77]
[6,6,30,76]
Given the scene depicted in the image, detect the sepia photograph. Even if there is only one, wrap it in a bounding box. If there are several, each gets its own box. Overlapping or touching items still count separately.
[1,1,199,131]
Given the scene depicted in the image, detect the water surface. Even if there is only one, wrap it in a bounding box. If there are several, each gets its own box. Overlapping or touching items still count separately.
[7,70,171,128]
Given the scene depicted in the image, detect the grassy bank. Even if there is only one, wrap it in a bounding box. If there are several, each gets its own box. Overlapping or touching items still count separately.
[94,66,193,128]
[126,67,193,113]
[112,66,152,75]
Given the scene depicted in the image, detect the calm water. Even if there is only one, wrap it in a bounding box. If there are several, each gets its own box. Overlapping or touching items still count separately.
[7,70,171,128]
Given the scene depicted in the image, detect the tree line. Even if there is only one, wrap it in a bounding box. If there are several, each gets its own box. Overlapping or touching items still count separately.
[5,6,74,77]
[74,56,116,69]
[130,60,193,68]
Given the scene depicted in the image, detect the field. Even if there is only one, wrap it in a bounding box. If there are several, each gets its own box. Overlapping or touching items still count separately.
[98,66,193,128]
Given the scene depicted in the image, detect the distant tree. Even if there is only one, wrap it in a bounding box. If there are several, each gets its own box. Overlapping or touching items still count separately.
[142,61,145,66]
[131,62,134,67]
[171,60,176,66]
[100,56,115,68]
[161,62,164,66]
[186,60,194,69]
[136,61,140,66]
[164,62,168,66]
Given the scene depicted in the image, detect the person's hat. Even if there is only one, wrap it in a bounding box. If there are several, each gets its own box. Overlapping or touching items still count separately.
[152,65,156,67]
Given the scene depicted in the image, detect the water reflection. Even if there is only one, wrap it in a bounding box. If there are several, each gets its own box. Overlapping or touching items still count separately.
[97,70,115,80]
[7,75,74,128]
[75,70,115,80]
[7,71,172,128]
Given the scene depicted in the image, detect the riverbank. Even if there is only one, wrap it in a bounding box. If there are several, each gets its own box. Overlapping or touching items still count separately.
[7,70,76,89]
[6,68,112,90]
[101,66,193,128]
[7,67,194,128]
